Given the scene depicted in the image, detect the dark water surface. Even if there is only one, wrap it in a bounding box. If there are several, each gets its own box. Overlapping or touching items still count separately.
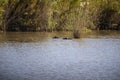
[0,31,120,80]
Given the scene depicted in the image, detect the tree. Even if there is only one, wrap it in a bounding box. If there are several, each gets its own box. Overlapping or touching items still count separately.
[1,0,120,32]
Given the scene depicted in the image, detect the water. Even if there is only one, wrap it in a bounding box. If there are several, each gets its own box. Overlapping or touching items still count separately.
[0,31,120,80]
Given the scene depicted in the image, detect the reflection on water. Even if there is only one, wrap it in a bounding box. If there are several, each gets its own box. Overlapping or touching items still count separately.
[0,31,120,43]
[0,31,120,80]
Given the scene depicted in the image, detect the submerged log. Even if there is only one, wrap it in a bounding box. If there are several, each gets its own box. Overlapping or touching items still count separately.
[63,37,72,40]
[53,36,59,39]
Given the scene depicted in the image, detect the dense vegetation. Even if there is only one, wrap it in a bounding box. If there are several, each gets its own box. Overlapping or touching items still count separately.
[0,0,120,32]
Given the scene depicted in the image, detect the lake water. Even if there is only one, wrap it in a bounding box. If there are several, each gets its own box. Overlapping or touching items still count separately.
[0,31,120,80]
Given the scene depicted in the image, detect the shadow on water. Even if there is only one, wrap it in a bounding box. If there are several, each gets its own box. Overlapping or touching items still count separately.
[0,31,120,43]
[0,32,50,43]
[0,32,74,43]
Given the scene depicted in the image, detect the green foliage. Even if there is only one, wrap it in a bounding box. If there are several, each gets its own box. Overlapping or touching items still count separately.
[0,0,120,31]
